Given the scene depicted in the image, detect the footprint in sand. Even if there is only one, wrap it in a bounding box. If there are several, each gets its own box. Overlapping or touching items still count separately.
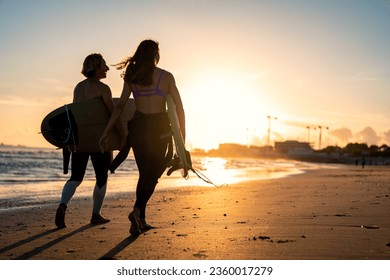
[193,251,208,258]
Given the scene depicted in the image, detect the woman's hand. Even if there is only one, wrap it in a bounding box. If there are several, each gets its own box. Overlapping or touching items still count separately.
[99,133,108,153]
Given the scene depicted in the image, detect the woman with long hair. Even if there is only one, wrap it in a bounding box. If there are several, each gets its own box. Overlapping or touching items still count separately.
[100,40,185,236]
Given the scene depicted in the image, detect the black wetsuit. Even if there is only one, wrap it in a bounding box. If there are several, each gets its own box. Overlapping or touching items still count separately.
[68,151,111,188]
[127,110,171,219]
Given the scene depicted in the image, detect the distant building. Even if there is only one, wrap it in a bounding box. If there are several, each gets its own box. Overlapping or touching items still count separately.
[274,141,313,155]
[217,143,250,156]
[210,143,270,157]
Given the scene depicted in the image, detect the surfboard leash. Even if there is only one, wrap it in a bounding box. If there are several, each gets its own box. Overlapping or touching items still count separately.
[190,167,229,189]
[64,104,77,152]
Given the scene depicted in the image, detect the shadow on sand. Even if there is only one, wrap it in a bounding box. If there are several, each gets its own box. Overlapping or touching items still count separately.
[99,235,139,260]
[0,224,98,260]
[1,225,154,260]
[99,228,153,260]
[0,228,58,256]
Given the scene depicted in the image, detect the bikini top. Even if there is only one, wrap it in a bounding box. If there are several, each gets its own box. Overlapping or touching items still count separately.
[132,70,167,98]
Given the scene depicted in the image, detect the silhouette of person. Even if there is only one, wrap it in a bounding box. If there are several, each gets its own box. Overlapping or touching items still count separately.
[55,53,125,229]
[100,40,185,236]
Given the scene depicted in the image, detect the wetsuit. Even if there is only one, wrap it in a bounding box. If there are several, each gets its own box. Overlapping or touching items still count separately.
[68,151,111,188]
[127,71,171,219]
[109,71,167,173]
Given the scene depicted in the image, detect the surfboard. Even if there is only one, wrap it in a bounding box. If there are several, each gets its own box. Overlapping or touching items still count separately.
[41,98,135,152]
[166,94,192,178]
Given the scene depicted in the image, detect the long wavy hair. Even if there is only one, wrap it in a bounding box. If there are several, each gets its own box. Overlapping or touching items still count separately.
[115,40,159,86]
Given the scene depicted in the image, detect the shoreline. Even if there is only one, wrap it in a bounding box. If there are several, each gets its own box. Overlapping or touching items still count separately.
[0,157,333,212]
[0,165,389,260]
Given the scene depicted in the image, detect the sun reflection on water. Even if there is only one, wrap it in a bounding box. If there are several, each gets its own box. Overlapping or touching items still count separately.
[196,157,242,185]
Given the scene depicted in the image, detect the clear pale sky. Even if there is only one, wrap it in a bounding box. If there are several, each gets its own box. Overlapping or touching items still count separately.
[1,0,390,150]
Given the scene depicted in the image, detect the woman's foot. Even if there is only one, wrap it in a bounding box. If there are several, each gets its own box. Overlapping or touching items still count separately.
[139,218,154,231]
[55,203,67,229]
[128,208,141,236]
[90,213,110,225]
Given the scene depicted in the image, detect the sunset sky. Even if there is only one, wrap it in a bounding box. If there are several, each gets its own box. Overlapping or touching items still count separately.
[1,0,390,150]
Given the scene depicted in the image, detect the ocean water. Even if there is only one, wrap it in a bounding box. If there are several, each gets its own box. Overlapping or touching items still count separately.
[0,145,324,211]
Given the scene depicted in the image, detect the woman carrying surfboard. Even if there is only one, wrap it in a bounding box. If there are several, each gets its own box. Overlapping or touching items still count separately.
[99,39,186,236]
[55,53,125,229]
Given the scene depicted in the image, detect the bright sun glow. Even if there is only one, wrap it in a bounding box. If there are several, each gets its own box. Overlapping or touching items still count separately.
[182,69,275,150]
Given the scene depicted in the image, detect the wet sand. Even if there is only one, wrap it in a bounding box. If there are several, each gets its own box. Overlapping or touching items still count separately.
[0,165,389,260]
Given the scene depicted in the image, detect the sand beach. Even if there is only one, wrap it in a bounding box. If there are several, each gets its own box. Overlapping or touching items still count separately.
[0,165,389,260]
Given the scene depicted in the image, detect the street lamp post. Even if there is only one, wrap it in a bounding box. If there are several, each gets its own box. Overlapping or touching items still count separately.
[267,115,277,147]
[317,125,329,150]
